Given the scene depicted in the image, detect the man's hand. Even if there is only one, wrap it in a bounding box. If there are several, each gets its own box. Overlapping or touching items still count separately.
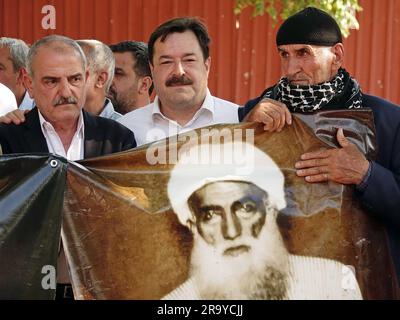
[0,109,28,125]
[295,128,370,185]
[243,98,292,132]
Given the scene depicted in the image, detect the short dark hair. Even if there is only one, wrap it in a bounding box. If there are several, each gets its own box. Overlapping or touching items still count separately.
[148,17,210,65]
[109,41,153,94]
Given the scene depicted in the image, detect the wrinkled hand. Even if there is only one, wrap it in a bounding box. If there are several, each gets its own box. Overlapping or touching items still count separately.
[0,109,28,125]
[244,98,292,132]
[295,128,370,185]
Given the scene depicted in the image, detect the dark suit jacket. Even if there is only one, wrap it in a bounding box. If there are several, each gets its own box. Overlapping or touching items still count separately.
[0,107,136,157]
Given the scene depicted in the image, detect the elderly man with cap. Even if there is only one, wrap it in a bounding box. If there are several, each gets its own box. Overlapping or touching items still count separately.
[239,7,400,286]
[164,141,362,300]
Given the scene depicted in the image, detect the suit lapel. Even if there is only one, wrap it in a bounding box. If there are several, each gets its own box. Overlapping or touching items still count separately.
[83,110,103,158]
[24,108,49,153]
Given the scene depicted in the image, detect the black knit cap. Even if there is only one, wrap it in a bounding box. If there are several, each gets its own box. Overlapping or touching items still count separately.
[276,7,342,46]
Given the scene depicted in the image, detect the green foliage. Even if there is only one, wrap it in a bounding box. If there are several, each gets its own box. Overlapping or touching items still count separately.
[234,0,362,37]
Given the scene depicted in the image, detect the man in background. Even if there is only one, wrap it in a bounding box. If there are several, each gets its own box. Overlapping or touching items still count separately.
[0,37,34,110]
[77,39,121,120]
[109,41,153,114]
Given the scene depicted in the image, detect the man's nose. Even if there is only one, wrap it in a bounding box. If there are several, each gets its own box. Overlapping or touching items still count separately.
[172,61,185,76]
[58,78,73,97]
[222,211,241,240]
[285,57,301,77]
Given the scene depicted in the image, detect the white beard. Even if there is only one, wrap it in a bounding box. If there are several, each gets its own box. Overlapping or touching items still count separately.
[189,211,290,300]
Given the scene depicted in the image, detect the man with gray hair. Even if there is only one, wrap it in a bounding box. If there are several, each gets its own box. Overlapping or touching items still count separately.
[0,39,121,123]
[0,35,136,298]
[77,39,121,120]
[165,141,362,300]
[0,37,34,110]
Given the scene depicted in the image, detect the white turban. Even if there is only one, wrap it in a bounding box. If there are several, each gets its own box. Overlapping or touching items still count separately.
[167,141,286,226]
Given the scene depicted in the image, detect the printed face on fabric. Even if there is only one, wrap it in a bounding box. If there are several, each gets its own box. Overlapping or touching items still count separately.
[188,181,267,255]
[186,180,289,300]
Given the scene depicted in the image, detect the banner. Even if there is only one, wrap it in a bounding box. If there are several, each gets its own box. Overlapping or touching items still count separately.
[60,110,398,299]
[0,110,398,299]
[0,154,67,299]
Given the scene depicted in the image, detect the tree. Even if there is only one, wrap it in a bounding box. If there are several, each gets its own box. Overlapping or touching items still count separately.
[234,0,362,37]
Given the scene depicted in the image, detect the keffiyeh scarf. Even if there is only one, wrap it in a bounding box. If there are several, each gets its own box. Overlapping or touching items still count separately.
[262,68,363,112]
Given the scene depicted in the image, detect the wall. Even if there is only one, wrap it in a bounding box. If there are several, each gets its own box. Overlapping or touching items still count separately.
[1,0,399,105]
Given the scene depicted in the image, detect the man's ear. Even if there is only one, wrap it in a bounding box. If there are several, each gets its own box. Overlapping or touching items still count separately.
[95,71,108,89]
[17,68,27,87]
[138,76,152,94]
[23,72,34,98]
[331,43,344,69]
[204,56,211,76]
[85,69,90,83]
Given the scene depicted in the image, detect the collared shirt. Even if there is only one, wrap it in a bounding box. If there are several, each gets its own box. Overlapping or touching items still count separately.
[117,89,239,146]
[38,110,85,161]
[99,98,122,120]
[19,91,35,111]
[0,82,17,116]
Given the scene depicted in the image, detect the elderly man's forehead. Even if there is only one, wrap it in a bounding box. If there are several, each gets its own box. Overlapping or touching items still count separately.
[277,43,331,52]
[30,43,86,74]
[35,42,81,57]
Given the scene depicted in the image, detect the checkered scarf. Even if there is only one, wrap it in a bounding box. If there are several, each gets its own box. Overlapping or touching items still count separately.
[263,68,363,113]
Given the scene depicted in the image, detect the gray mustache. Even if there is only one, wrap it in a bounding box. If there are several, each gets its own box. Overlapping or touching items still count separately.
[53,96,77,106]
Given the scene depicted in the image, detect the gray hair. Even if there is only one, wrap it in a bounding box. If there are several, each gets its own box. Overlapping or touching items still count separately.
[26,35,87,77]
[0,37,29,71]
[77,39,115,92]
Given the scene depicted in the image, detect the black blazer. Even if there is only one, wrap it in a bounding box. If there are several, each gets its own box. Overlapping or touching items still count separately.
[0,107,136,158]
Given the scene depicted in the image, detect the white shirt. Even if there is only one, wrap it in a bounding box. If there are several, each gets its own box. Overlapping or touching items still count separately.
[38,110,85,161]
[0,83,17,116]
[99,98,122,120]
[117,89,239,146]
[19,91,35,111]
